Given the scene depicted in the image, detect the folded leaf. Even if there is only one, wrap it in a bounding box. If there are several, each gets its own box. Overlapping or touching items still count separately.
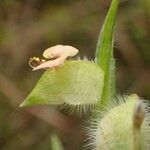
[95,0,119,107]
[20,60,104,107]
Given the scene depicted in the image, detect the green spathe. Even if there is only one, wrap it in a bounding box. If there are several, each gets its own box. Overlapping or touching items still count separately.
[94,94,148,150]
[20,60,104,107]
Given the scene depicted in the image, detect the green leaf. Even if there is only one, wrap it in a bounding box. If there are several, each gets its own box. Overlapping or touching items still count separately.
[51,134,64,150]
[20,60,104,107]
[95,0,119,107]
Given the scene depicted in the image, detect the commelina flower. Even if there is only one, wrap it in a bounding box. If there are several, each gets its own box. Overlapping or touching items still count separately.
[29,45,79,71]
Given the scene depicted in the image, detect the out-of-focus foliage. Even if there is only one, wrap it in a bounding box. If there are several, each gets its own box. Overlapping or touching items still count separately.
[0,0,149,150]
[51,134,64,150]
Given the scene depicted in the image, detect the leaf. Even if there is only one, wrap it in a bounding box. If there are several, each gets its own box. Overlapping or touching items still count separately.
[51,134,64,150]
[20,60,104,107]
[95,0,119,107]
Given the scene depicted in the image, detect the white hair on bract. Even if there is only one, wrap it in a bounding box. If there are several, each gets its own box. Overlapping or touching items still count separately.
[85,94,150,150]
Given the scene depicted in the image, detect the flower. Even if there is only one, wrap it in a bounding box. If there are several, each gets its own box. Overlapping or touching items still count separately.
[29,45,79,71]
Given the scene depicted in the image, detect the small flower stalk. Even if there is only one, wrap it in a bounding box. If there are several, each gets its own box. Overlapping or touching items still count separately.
[132,100,145,150]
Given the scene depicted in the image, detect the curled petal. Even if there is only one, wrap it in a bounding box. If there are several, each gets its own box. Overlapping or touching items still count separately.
[43,45,79,59]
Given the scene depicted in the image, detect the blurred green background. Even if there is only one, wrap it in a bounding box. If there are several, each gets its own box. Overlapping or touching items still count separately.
[0,0,149,149]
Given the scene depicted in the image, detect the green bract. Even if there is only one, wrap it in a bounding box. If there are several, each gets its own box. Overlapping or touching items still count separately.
[20,60,104,107]
[92,94,149,150]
